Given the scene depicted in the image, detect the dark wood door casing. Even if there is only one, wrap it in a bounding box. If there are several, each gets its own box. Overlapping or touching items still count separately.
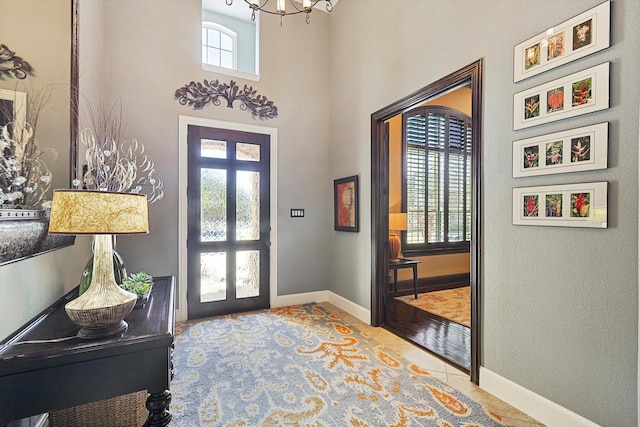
[370,59,483,384]
[186,126,271,320]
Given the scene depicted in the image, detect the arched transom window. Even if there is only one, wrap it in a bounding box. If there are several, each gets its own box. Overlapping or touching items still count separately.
[202,22,237,70]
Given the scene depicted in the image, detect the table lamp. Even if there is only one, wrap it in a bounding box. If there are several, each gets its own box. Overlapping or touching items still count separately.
[48,189,149,339]
[389,213,407,262]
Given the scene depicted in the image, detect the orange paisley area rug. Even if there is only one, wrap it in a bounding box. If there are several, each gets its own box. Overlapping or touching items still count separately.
[170,303,502,426]
[396,287,471,328]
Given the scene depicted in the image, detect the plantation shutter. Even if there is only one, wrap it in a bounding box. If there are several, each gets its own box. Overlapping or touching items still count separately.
[406,113,426,244]
[403,106,471,252]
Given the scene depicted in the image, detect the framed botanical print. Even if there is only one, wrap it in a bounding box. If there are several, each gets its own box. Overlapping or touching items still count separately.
[513,1,610,82]
[334,175,359,232]
[513,181,607,228]
[513,62,609,130]
[513,122,608,177]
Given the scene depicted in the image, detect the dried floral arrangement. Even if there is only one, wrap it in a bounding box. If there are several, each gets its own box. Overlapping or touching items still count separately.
[74,101,164,203]
[0,89,56,209]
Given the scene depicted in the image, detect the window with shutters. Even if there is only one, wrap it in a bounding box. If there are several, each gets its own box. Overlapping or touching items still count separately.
[402,106,471,254]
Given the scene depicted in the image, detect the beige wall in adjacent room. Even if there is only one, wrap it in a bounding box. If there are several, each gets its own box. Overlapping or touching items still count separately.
[388,88,472,281]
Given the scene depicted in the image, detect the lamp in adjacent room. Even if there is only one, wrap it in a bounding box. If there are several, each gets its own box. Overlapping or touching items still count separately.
[388,213,407,262]
[48,190,149,339]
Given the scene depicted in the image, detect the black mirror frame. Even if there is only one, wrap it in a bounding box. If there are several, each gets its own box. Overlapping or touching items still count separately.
[0,0,78,267]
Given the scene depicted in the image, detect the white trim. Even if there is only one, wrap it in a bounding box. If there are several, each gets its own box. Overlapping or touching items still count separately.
[201,63,261,82]
[328,291,371,324]
[0,88,27,127]
[254,12,260,77]
[177,116,278,322]
[273,290,330,307]
[479,367,602,427]
[272,290,371,325]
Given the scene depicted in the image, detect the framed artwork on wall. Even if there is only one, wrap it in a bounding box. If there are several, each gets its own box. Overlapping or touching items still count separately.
[513,181,607,228]
[0,88,27,129]
[513,0,610,83]
[513,122,608,178]
[334,175,359,232]
[513,62,609,131]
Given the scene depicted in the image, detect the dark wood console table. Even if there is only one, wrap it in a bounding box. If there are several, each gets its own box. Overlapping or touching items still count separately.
[0,275,175,426]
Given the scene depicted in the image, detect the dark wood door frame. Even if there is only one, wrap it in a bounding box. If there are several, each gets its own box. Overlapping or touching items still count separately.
[186,125,271,320]
[370,59,483,384]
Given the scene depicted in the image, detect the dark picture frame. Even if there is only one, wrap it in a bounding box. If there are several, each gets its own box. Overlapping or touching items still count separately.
[334,175,359,232]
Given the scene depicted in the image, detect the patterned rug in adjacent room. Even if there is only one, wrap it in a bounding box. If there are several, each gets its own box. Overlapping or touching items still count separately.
[170,303,502,426]
[396,286,471,328]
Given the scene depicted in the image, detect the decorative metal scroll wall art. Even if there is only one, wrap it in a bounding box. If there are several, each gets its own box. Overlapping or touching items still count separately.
[0,44,33,80]
[175,79,278,120]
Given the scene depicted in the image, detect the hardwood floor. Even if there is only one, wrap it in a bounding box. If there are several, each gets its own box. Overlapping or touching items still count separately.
[383,287,471,372]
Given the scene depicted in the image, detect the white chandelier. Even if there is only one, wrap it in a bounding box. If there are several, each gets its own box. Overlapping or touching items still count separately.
[226,0,334,24]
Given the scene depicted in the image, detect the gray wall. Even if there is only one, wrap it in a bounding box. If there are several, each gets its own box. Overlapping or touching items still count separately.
[327,0,639,425]
[3,0,638,425]
[90,0,331,299]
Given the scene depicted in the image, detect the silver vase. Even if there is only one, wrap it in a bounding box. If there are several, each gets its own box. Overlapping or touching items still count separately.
[0,208,49,263]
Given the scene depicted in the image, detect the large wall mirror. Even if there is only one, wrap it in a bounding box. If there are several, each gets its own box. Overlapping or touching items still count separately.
[0,0,78,265]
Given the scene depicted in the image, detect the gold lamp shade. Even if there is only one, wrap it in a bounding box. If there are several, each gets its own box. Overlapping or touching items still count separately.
[49,190,149,235]
[49,190,149,339]
[389,213,407,262]
[389,213,408,231]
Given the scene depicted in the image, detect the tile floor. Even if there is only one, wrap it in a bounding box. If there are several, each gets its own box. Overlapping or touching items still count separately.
[318,302,546,427]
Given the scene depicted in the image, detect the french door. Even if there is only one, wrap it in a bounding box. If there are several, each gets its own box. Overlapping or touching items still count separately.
[187,125,270,319]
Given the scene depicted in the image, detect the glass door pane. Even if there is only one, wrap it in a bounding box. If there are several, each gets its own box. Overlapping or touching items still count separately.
[201,252,226,302]
[236,170,260,241]
[236,250,259,299]
[201,168,226,242]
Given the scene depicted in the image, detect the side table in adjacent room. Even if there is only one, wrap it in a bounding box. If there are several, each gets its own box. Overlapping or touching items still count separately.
[389,258,421,299]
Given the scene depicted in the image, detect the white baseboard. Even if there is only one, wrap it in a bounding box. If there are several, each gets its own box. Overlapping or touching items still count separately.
[479,367,601,427]
[327,291,371,325]
[273,290,330,308]
[272,290,371,325]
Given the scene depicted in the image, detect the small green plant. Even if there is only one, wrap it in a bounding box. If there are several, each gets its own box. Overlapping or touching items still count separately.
[120,271,153,298]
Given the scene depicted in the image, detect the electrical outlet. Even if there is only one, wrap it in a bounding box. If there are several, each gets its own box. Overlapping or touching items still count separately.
[290,209,305,218]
